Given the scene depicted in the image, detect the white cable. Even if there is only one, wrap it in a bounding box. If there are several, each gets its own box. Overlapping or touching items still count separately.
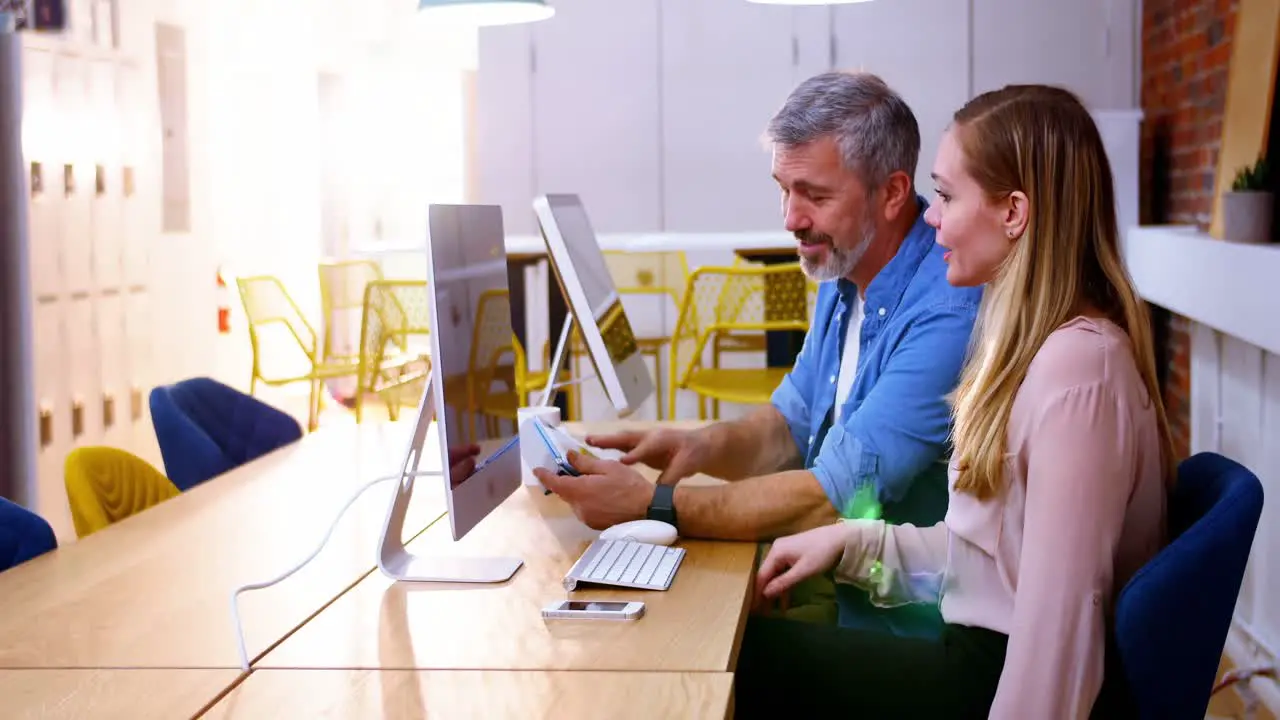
[228,470,441,671]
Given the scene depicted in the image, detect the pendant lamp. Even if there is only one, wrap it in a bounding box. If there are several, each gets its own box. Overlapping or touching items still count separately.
[417,0,555,26]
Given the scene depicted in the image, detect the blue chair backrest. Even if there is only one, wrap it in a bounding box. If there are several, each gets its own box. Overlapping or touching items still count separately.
[149,377,303,491]
[1112,451,1264,719]
[0,497,57,571]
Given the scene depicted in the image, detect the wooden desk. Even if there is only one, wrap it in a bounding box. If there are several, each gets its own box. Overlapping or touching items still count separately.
[258,421,757,673]
[0,421,445,669]
[203,670,733,719]
[0,668,242,719]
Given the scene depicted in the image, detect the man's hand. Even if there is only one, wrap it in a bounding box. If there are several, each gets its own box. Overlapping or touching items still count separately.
[754,522,847,606]
[586,428,711,486]
[533,451,654,530]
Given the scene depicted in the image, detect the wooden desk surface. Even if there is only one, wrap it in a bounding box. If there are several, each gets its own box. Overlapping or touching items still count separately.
[0,668,242,719]
[0,421,444,669]
[203,669,733,720]
[258,421,757,673]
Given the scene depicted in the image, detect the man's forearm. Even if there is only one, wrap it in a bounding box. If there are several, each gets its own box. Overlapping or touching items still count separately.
[672,470,838,541]
[696,405,802,481]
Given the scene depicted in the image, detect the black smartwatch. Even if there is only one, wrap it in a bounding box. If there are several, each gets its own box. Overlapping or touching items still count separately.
[646,484,678,527]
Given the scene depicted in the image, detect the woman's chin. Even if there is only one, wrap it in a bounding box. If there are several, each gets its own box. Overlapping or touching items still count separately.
[945,263,980,287]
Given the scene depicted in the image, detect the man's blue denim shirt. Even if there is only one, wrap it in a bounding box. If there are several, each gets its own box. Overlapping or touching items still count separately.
[770,197,982,636]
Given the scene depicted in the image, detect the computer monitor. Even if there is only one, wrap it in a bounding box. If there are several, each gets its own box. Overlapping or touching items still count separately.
[532,193,655,417]
[377,204,523,584]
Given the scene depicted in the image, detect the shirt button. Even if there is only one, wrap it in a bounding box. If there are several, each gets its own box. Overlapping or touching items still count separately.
[829,374,836,383]
[808,434,815,445]
[878,307,886,317]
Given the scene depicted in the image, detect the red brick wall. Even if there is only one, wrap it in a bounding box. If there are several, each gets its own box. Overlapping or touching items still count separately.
[1140,0,1239,457]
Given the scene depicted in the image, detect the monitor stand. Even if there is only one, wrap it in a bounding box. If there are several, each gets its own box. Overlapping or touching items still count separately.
[538,314,579,408]
[377,377,523,584]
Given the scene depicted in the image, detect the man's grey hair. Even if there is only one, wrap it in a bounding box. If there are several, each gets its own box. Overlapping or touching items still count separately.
[765,71,920,191]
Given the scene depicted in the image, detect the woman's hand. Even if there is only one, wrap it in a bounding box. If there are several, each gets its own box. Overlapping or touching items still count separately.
[755,522,849,604]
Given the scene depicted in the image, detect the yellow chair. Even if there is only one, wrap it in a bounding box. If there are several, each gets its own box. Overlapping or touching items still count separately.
[575,250,689,419]
[354,280,432,422]
[468,289,575,439]
[669,263,814,419]
[237,275,359,431]
[64,447,179,538]
[318,259,385,365]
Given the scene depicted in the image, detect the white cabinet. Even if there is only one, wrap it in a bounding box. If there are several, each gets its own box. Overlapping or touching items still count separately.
[475,24,535,235]
[972,0,1138,110]
[530,0,663,233]
[829,0,971,195]
[659,0,800,232]
[475,0,1140,236]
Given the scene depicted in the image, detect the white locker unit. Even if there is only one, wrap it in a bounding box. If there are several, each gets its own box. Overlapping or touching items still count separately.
[475,23,536,235]
[828,0,972,197]
[17,6,163,541]
[476,0,1140,237]
[530,0,663,234]
[972,0,1138,111]
[658,0,802,233]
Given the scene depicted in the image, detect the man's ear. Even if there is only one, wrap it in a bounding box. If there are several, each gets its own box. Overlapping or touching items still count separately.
[880,171,914,222]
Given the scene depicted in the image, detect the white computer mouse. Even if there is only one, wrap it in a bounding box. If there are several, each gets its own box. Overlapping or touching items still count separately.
[598,519,678,546]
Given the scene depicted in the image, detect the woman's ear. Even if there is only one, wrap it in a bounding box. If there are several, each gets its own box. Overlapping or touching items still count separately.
[1002,190,1030,241]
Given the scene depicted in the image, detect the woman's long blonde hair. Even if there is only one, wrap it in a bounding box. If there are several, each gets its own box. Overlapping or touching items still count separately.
[949,85,1175,499]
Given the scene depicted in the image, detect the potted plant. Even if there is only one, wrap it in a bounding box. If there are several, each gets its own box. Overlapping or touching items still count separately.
[1222,157,1273,244]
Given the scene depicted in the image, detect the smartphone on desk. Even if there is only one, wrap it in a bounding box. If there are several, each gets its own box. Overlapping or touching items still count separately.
[541,600,645,621]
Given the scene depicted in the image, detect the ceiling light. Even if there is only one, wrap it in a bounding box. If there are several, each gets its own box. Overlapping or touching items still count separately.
[417,0,555,27]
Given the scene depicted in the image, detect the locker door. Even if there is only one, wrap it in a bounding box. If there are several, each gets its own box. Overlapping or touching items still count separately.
[65,298,103,449]
[32,300,74,543]
[55,55,94,296]
[23,48,62,302]
[118,65,150,289]
[125,290,160,467]
[97,293,128,450]
[89,60,123,293]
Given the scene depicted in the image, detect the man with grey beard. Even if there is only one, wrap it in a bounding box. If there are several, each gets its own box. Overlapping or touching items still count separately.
[535,72,982,639]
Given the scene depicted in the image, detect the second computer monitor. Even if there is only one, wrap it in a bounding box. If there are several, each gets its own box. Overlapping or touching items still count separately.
[425,203,523,541]
[533,193,655,417]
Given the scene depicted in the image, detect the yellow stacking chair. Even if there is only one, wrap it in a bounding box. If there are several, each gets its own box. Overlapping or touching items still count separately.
[669,263,814,419]
[584,250,689,419]
[64,447,179,538]
[237,275,359,431]
[354,280,432,422]
[318,259,384,365]
[468,289,575,439]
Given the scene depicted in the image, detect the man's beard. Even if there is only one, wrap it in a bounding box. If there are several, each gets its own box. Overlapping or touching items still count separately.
[796,213,876,282]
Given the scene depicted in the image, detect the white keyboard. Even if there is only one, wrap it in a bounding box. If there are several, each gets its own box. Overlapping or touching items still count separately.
[562,539,686,592]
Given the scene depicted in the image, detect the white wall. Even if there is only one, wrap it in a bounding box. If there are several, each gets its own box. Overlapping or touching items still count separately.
[476,0,1141,236]
[1126,226,1280,712]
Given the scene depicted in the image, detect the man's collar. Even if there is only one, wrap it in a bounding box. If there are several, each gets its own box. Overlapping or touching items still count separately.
[837,194,932,311]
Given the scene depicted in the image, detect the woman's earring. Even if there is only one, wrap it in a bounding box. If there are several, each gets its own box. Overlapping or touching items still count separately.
[1007,230,1016,238]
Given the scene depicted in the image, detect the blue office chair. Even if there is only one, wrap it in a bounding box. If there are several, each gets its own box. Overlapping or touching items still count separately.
[1111,451,1264,719]
[150,377,303,491]
[0,496,57,571]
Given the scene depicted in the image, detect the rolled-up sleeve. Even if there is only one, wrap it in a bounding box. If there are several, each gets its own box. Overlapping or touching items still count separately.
[811,303,976,516]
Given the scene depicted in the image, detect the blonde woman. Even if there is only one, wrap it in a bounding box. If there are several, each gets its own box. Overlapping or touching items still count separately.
[733,85,1174,719]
